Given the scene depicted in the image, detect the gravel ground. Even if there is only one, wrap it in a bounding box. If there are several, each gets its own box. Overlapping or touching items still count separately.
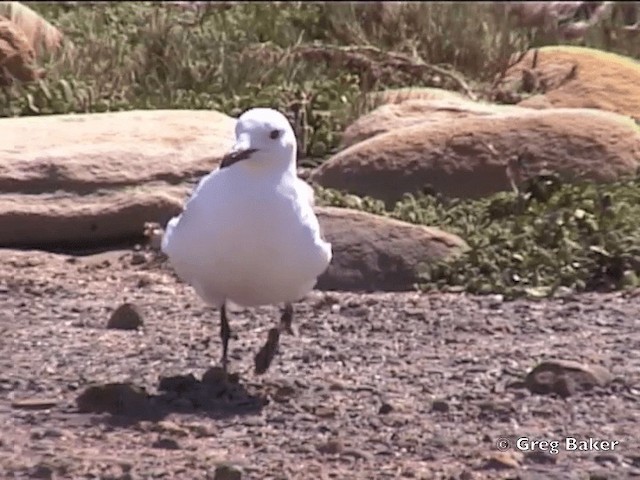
[1,247,639,480]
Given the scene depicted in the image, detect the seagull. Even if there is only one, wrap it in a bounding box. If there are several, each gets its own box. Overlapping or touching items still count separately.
[161,108,332,375]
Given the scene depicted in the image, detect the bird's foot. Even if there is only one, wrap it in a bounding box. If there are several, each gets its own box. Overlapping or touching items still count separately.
[254,327,280,375]
[280,303,295,336]
[281,323,295,336]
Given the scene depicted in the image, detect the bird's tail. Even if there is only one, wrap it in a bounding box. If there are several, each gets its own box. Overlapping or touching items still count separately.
[160,216,181,256]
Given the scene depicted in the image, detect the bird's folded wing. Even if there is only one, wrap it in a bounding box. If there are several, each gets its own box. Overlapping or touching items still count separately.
[296,178,315,208]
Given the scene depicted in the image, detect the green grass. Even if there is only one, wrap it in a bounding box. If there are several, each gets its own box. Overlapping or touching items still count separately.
[4,2,640,297]
[4,2,639,160]
[317,173,640,299]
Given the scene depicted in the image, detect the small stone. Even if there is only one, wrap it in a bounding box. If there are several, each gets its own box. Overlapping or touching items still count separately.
[378,402,393,415]
[524,450,557,465]
[130,251,147,265]
[152,420,189,438]
[525,359,612,397]
[316,439,343,455]
[431,399,450,412]
[342,448,374,461]
[107,303,144,330]
[484,451,522,470]
[76,383,149,416]
[151,437,181,450]
[31,428,64,440]
[595,453,621,466]
[458,470,475,480]
[314,406,335,418]
[144,222,164,251]
[488,294,504,308]
[11,398,58,410]
[29,464,54,479]
[213,464,242,480]
[329,380,345,391]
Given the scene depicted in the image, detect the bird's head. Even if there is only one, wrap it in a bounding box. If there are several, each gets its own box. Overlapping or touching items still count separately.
[220,108,297,172]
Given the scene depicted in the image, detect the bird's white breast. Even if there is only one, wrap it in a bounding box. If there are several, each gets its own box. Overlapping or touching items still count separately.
[163,167,331,307]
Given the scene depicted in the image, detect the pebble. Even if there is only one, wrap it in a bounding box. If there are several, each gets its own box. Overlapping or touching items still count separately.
[151,437,181,450]
[11,398,59,410]
[212,464,243,480]
[107,303,144,330]
[525,359,612,397]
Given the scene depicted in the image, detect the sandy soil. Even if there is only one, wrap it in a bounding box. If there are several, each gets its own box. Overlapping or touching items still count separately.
[1,247,639,479]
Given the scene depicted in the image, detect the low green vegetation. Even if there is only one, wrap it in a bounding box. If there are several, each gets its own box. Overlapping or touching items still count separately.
[5,2,639,159]
[5,2,640,297]
[318,174,640,299]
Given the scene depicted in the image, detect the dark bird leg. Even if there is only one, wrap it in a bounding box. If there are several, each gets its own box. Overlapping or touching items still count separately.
[280,302,294,335]
[254,303,294,375]
[220,302,231,374]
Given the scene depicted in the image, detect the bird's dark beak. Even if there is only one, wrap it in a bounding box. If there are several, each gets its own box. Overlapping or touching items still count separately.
[220,148,258,169]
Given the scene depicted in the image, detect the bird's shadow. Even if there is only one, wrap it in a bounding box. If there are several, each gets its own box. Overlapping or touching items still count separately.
[74,367,269,428]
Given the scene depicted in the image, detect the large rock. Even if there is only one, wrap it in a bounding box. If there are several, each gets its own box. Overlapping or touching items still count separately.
[0,2,64,57]
[316,206,467,291]
[341,98,528,149]
[497,46,640,120]
[0,109,235,248]
[311,108,640,205]
[0,14,43,83]
[367,87,467,107]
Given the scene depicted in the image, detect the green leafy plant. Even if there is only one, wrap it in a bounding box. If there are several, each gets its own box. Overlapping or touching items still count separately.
[5,3,638,158]
[315,174,640,299]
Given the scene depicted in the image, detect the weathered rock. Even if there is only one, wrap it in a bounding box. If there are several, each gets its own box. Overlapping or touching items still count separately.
[107,303,144,330]
[431,399,450,413]
[311,108,640,205]
[151,437,181,450]
[11,397,58,410]
[316,438,343,455]
[75,383,150,416]
[0,2,63,57]
[498,46,640,120]
[484,451,522,470]
[367,87,468,107]
[316,207,467,291]
[525,359,612,397]
[0,109,235,248]
[341,98,528,149]
[213,464,243,480]
[0,14,43,83]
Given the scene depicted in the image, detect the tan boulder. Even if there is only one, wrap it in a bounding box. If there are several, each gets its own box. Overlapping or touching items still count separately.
[0,2,64,57]
[497,46,640,120]
[0,109,235,248]
[0,14,42,83]
[341,98,528,149]
[367,87,467,106]
[316,206,467,291]
[311,108,640,205]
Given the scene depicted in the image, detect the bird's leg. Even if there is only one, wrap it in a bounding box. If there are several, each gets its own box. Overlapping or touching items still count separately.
[280,302,294,336]
[254,303,294,375]
[220,302,231,374]
[254,327,280,375]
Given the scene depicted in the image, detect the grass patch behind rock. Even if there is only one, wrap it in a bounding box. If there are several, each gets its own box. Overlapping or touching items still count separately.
[316,173,640,299]
[4,2,639,162]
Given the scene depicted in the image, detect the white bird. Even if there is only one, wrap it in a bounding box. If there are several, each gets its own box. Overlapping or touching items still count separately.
[161,108,332,375]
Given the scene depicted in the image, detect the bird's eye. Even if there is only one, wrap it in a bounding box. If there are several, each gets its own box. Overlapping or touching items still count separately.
[269,129,281,140]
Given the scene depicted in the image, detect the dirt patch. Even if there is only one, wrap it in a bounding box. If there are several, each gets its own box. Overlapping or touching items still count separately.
[1,248,639,478]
